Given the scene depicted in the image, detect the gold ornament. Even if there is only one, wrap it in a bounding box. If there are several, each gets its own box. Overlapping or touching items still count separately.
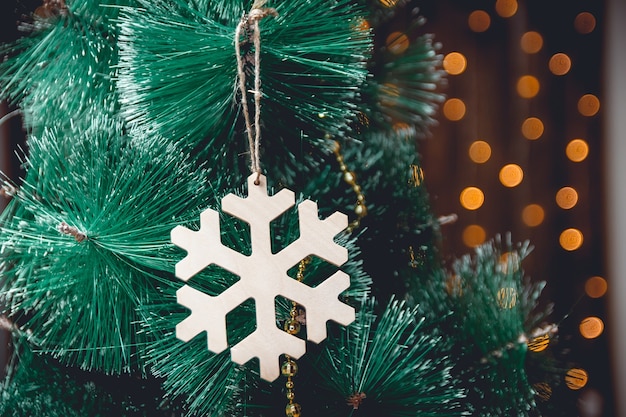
[333,141,367,231]
[527,334,550,352]
[280,258,310,416]
[285,402,302,417]
[409,164,423,187]
[497,287,517,309]
[284,319,301,335]
[281,358,298,377]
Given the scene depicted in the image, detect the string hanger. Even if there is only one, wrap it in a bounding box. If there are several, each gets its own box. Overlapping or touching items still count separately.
[234,1,278,184]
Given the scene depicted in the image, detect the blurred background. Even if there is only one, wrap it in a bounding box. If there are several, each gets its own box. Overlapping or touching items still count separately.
[0,0,623,416]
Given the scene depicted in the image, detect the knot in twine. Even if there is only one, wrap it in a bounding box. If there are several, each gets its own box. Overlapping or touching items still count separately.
[235,3,278,184]
[247,6,278,23]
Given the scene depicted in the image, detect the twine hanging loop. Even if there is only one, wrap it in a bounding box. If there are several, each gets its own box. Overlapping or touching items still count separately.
[234,3,278,184]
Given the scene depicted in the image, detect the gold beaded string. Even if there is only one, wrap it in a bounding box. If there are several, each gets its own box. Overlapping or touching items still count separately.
[332,141,367,232]
[281,257,310,417]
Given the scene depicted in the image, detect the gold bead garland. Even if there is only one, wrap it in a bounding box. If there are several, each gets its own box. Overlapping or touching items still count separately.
[333,141,367,232]
[281,257,310,417]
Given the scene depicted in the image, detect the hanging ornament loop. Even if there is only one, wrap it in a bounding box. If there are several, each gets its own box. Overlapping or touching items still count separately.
[234,2,278,183]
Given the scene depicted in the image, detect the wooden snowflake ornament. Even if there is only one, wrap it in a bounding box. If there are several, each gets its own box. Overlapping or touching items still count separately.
[171,174,355,381]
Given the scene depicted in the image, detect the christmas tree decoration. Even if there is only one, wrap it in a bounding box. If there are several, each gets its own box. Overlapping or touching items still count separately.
[332,141,368,231]
[137,193,370,415]
[171,173,355,382]
[0,0,587,416]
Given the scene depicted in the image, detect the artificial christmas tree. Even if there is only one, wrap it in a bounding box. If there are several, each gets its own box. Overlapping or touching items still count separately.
[0,0,576,416]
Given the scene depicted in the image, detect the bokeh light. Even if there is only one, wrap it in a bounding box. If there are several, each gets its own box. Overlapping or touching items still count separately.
[499,251,520,274]
[468,10,491,33]
[549,53,572,75]
[565,368,588,390]
[443,52,467,75]
[499,164,524,187]
[574,12,596,34]
[460,187,485,210]
[517,75,540,98]
[585,276,608,298]
[443,98,466,121]
[556,187,578,209]
[522,204,545,227]
[579,316,604,339]
[462,224,487,248]
[566,138,589,162]
[495,0,518,18]
[560,228,583,251]
[578,94,600,116]
[380,83,400,107]
[468,140,492,163]
[386,31,409,54]
[520,31,543,54]
[521,117,544,140]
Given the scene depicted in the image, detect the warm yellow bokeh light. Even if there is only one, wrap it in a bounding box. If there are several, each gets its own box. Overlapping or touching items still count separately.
[560,228,583,251]
[462,225,487,248]
[380,83,400,107]
[468,140,492,163]
[556,187,578,210]
[386,31,409,54]
[585,276,608,298]
[445,274,463,296]
[460,187,485,210]
[566,139,589,162]
[499,252,520,274]
[565,368,588,390]
[517,75,540,98]
[495,0,518,18]
[443,98,466,121]
[520,31,543,54]
[522,204,545,227]
[468,10,491,32]
[580,316,604,339]
[521,117,544,140]
[443,52,467,75]
[549,53,572,75]
[578,94,600,116]
[575,12,596,34]
[499,164,524,187]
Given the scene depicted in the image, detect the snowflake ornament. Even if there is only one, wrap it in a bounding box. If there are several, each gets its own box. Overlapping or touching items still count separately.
[171,174,355,381]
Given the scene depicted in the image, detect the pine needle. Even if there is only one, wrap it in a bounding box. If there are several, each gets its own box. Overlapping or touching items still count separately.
[0,116,217,373]
[315,297,466,417]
